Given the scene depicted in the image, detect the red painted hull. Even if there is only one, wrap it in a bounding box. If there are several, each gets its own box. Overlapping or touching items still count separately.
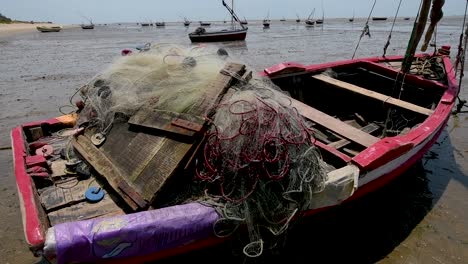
[189,29,247,42]
[11,54,458,263]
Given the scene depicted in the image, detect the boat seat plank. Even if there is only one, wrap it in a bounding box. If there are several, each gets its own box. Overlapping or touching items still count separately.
[328,123,380,149]
[312,74,434,116]
[289,98,380,147]
[47,195,124,226]
[39,178,94,212]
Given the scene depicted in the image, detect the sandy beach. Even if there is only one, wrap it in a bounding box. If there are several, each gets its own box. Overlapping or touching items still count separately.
[0,23,74,37]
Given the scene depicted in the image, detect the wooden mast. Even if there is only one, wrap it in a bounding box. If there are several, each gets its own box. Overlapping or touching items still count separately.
[401,0,432,73]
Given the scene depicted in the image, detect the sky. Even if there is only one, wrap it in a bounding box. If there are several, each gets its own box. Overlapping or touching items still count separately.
[1,0,466,24]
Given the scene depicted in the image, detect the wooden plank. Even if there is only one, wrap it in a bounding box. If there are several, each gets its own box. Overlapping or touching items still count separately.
[328,123,380,149]
[134,139,193,202]
[128,63,246,138]
[73,136,145,211]
[40,178,93,211]
[289,98,380,147]
[128,110,205,139]
[47,195,124,226]
[312,74,434,116]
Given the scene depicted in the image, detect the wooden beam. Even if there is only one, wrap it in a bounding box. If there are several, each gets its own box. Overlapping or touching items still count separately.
[328,123,380,149]
[312,74,434,116]
[289,99,380,148]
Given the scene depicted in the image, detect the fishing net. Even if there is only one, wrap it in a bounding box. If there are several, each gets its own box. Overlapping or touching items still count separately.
[77,44,228,134]
[196,76,327,257]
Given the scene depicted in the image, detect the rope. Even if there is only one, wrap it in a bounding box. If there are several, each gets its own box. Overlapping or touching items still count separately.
[383,0,404,57]
[352,0,377,59]
[453,0,468,115]
[455,0,468,77]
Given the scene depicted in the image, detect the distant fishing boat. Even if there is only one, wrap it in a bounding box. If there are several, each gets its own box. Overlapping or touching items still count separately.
[199,21,211,26]
[305,8,316,26]
[156,22,165,27]
[81,24,94,29]
[404,17,410,21]
[240,17,248,25]
[141,23,150,27]
[263,11,271,27]
[372,17,388,21]
[280,17,286,22]
[80,17,94,29]
[349,10,355,22]
[36,26,62,32]
[189,0,247,42]
[183,17,191,26]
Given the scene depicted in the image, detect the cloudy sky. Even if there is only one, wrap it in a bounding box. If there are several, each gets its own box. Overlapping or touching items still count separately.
[2,0,466,24]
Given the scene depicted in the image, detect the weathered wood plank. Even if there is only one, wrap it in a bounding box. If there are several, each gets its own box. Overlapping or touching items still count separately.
[47,195,124,226]
[134,139,193,202]
[312,74,434,116]
[128,63,246,138]
[40,178,93,211]
[128,110,205,139]
[328,123,380,149]
[73,136,147,210]
[289,98,380,147]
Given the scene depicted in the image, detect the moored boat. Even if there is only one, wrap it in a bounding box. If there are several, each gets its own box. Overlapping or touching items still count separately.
[81,24,94,29]
[189,0,247,42]
[36,26,62,32]
[372,17,388,21]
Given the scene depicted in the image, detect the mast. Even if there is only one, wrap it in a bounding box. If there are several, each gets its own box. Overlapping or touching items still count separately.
[401,0,432,73]
[222,0,245,29]
[231,0,234,26]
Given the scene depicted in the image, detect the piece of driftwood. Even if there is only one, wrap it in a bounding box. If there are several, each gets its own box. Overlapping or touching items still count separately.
[73,63,246,206]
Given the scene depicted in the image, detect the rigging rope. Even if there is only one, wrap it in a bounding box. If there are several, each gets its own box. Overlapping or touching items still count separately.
[382,0,404,57]
[352,0,377,59]
[453,0,468,114]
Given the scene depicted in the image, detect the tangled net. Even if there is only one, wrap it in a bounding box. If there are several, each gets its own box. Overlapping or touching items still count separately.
[77,44,228,134]
[196,77,327,257]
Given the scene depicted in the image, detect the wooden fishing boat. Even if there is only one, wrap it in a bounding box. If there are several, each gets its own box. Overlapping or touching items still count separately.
[372,17,388,21]
[10,45,458,263]
[36,26,62,32]
[155,22,165,27]
[199,21,211,26]
[305,8,316,26]
[10,1,460,262]
[81,24,94,29]
[189,0,247,42]
[263,19,271,27]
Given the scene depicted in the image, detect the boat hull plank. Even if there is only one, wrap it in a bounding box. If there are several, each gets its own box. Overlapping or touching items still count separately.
[312,74,434,116]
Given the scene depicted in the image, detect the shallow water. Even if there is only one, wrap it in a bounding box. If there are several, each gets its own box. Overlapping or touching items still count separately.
[0,17,467,264]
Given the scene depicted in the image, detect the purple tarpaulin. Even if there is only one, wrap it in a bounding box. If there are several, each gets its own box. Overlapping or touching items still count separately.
[53,203,219,264]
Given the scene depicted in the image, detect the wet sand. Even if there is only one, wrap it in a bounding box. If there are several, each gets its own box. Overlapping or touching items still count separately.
[0,18,467,263]
[0,23,75,37]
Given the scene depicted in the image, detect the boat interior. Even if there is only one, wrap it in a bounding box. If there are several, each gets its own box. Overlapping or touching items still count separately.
[18,58,447,234]
[270,59,445,162]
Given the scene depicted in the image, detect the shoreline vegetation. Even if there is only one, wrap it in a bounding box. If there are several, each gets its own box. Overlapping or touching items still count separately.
[0,12,67,37]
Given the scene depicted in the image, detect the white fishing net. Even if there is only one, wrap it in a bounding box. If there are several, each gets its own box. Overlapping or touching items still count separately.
[78,44,228,133]
[196,76,327,257]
